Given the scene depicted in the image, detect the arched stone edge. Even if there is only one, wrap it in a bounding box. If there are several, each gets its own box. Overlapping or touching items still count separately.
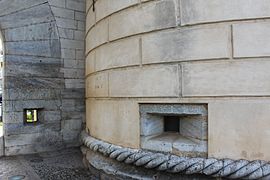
[81,131,270,179]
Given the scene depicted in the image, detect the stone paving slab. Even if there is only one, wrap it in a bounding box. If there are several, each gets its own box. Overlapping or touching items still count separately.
[0,148,95,180]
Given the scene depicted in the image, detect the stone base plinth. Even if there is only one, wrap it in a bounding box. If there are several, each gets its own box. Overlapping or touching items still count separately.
[81,146,212,180]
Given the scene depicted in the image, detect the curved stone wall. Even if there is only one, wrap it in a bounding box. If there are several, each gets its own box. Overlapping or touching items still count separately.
[85,0,270,161]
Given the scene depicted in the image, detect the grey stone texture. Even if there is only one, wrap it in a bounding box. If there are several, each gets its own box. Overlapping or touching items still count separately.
[0,0,85,155]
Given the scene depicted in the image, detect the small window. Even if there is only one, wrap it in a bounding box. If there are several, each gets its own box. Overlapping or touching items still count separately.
[164,116,179,132]
[24,109,39,124]
[140,104,208,157]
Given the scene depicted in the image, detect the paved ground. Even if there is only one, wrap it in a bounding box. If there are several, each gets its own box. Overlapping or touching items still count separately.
[0,148,96,180]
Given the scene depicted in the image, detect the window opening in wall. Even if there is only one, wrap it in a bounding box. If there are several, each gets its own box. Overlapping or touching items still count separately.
[140,104,208,157]
[24,109,39,124]
[164,116,179,132]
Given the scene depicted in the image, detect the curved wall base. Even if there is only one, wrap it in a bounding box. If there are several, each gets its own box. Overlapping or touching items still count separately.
[81,146,211,180]
[81,131,270,180]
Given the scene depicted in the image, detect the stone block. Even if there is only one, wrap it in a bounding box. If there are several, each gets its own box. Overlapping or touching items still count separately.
[109,0,177,40]
[95,37,140,71]
[85,51,95,75]
[142,26,230,64]
[6,61,62,78]
[233,22,270,58]
[86,8,95,32]
[0,3,54,29]
[141,135,173,153]
[209,100,270,161]
[62,99,85,112]
[4,131,62,147]
[58,27,74,39]
[4,122,61,135]
[183,60,270,97]
[180,0,270,25]
[5,40,61,58]
[51,6,74,19]
[74,30,85,40]
[109,65,180,97]
[66,0,85,11]
[75,11,85,21]
[0,0,47,17]
[61,39,84,49]
[86,72,108,97]
[95,0,139,22]
[77,20,85,30]
[4,22,58,41]
[48,0,65,8]
[5,77,63,89]
[4,99,61,112]
[86,19,108,52]
[4,89,61,101]
[55,17,76,29]
[86,99,140,148]
[62,119,82,130]
[65,79,85,89]
[61,88,85,99]
[62,49,76,59]
[179,116,207,141]
[86,0,93,12]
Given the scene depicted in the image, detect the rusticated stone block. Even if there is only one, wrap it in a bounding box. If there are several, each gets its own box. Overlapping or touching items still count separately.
[109,0,177,40]
[142,26,230,64]
[181,0,270,25]
[183,60,270,97]
[233,22,270,58]
[109,65,180,97]
[95,37,140,71]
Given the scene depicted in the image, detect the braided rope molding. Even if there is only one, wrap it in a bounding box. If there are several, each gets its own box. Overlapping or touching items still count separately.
[82,131,270,179]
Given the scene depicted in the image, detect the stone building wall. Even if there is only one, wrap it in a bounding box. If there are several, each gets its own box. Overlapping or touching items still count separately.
[85,0,270,161]
[0,0,85,155]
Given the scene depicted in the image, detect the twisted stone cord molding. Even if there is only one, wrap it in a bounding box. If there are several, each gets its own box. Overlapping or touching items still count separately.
[82,131,270,179]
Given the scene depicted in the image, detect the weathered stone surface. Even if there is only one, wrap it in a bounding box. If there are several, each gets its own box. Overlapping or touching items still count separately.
[86,72,108,98]
[0,0,47,17]
[4,22,58,41]
[4,122,61,135]
[85,51,95,75]
[142,26,230,64]
[109,65,180,97]
[86,18,108,52]
[5,61,62,78]
[4,89,61,100]
[179,116,207,141]
[95,37,140,71]
[181,0,270,25]
[86,99,140,148]
[109,0,177,40]
[4,100,61,112]
[233,22,270,58]
[51,6,74,19]
[5,77,63,89]
[5,132,62,147]
[62,119,82,131]
[95,0,139,22]
[66,0,85,11]
[183,60,270,96]
[5,40,61,57]
[209,100,270,161]
[86,0,93,12]
[0,4,54,29]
